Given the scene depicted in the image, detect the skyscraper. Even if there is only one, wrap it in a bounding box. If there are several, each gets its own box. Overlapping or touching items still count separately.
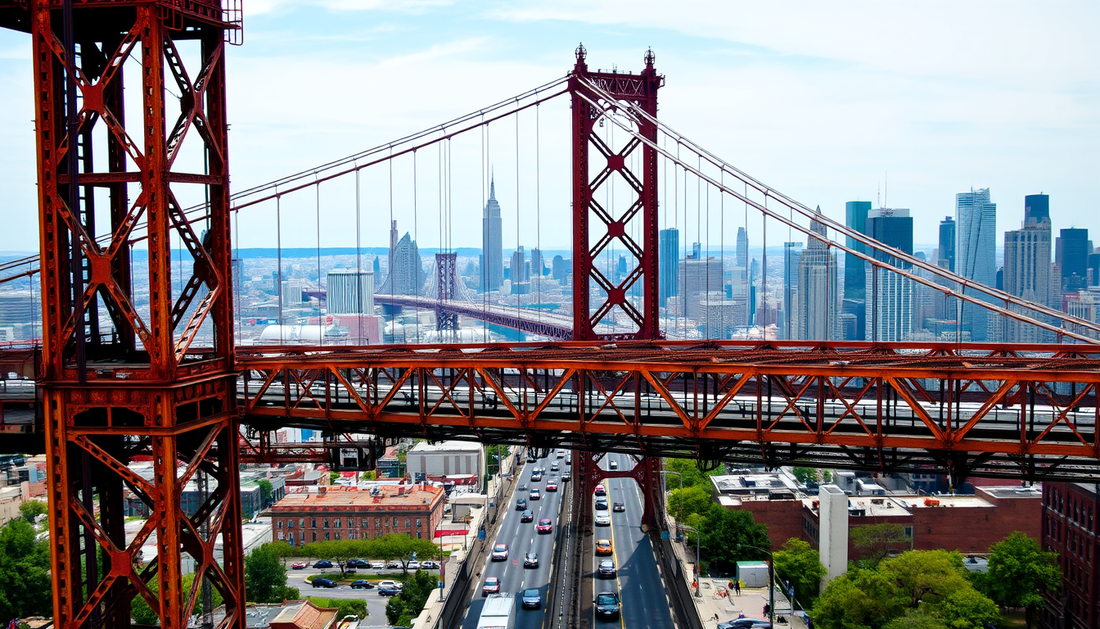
[378,227,424,296]
[1003,194,1052,343]
[844,201,872,301]
[510,246,528,294]
[736,226,749,285]
[782,242,803,339]
[937,217,955,271]
[1056,227,1089,290]
[796,208,838,340]
[956,188,997,341]
[481,177,503,293]
[530,248,544,280]
[676,257,723,321]
[865,208,915,342]
[659,228,679,306]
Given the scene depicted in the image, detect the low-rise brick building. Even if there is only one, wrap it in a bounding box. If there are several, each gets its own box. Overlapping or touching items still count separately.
[270,484,444,547]
[1040,482,1099,629]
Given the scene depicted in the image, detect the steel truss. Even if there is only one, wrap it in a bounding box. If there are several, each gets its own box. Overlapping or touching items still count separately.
[1,2,246,629]
[238,340,1100,484]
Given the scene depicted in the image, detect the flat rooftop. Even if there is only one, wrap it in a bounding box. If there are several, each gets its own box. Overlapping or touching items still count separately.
[271,485,444,512]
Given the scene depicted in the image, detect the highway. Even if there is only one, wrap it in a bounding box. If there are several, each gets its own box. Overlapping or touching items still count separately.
[460,454,567,629]
[592,453,674,629]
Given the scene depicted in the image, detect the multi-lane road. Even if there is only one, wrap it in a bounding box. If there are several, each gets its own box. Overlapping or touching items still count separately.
[460,451,674,628]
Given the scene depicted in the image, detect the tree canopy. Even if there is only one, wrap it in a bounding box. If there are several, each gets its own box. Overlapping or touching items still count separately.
[851,522,910,568]
[666,485,714,522]
[245,543,299,603]
[691,505,770,573]
[385,570,437,626]
[773,538,827,607]
[811,549,998,629]
[978,531,1060,629]
[18,499,47,524]
[663,458,723,490]
[0,519,52,622]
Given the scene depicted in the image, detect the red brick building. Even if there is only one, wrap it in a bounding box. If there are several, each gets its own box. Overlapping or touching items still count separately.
[270,484,445,547]
[724,485,1040,559]
[1040,482,1099,629]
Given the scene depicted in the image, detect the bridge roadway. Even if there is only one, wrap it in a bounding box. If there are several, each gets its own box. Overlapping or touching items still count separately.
[459,452,673,629]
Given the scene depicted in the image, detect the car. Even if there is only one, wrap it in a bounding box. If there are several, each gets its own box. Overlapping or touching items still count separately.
[291,562,307,569]
[546,481,558,492]
[550,462,560,472]
[420,560,439,569]
[557,450,565,458]
[521,588,542,609]
[482,576,501,596]
[378,585,400,597]
[595,497,609,510]
[346,559,369,569]
[491,543,509,561]
[597,559,617,578]
[594,591,620,620]
[594,511,611,526]
[566,457,572,466]
[613,502,625,512]
[313,560,333,569]
[594,484,607,496]
[385,561,403,569]
[310,577,337,588]
[350,579,375,590]
[370,561,385,569]
[609,460,618,469]
[524,551,539,568]
[537,518,553,534]
[530,489,541,500]
[595,539,613,555]
[516,498,528,510]
[519,483,529,491]
[520,509,534,522]
[531,472,542,482]
[406,560,420,570]
[377,580,403,590]
[717,620,771,629]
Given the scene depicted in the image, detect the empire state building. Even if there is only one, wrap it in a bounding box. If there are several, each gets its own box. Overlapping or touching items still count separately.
[481,177,503,292]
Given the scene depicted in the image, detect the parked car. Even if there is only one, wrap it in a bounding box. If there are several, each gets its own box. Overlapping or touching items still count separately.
[310,578,337,588]
[524,552,539,568]
[482,576,501,596]
[347,559,369,569]
[597,559,617,578]
[385,561,403,569]
[405,560,420,570]
[420,560,439,569]
[595,539,613,555]
[350,580,375,590]
[529,489,541,500]
[537,518,553,534]
[291,562,307,569]
[521,588,542,609]
[546,481,558,492]
[378,586,400,597]
[491,543,509,561]
[717,620,771,629]
[377,580,403,590]
[516,498,528,510]
[313,560,333,569]
[370,561,385,569]
[594,592,620,620]
[613,502,625,512]
[520,509,534,523]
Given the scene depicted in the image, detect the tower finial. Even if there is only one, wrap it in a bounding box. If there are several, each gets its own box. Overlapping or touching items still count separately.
[490,170,495,200]
[644,47,655,68]
[576,42,587,63]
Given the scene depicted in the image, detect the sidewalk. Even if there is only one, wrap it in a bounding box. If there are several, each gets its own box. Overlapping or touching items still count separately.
[663,515,809,629]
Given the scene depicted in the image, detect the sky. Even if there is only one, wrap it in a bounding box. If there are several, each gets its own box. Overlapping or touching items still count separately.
[0,0,1096,257]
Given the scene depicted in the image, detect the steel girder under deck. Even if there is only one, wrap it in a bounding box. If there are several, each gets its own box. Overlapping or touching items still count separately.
[237,340,1100,484]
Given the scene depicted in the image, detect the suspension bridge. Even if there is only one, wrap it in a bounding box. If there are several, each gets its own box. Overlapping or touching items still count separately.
[0,2,1097,629]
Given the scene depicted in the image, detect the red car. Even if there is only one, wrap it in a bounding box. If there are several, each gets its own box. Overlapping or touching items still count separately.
[482,576,501,596]
[546,481,558,492]
[291,562,307,569]
[537,518,553,534]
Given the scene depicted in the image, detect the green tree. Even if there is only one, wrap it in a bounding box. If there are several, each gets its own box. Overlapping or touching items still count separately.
[980,531,1060,629]
[882,608,949,629]
[812,568,908,629]
[257,480,274,507]
[385,570,436,626]
[851,522,910,568]
[365,534,440,576]
[130,572,224,625]
[666,485,713,522]
[19,499,47,524]
[664,458,720,488]
[301,540,364,575]
[0,519,52,621]
[695,505,770,572]
[879,550,971,608]
[246,543,298,603]
[792,467,820,485]
[307,597,367,622]
[773,538,827,607]
[266,541,296,564]
[932,587,1000,629]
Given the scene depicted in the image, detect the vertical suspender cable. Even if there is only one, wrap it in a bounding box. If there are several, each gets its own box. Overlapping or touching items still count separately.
[536,102,542,326]
[316,184,323,346]
[516,103,521,328]
[413,149,420,344]
[276,194,284,344]
[235,209,241,344]
[355,169,363,344]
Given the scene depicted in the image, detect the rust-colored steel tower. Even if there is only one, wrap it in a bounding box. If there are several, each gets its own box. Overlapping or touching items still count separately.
[569,45,665,531]
[0,2,245,628]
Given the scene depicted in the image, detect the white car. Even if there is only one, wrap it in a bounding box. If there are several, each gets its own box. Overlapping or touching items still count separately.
[406,560,420,570]
[420,560,440,569]
[377,580,403,590]
[370,561,385,569]
[594,510,611,526]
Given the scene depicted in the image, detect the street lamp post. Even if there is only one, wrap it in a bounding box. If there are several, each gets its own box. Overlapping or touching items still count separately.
[680,523,702,597]
[737,543,774,625]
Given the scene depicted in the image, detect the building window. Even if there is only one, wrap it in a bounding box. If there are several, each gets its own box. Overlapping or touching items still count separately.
[311,518,317,528]
[375,518,381,529]
[312,532,317,542]
[300,518,305,528]
[904,526,913,539]
[287,519,294,529]
[405,518,411,529]
[334,518,341,528]
[289,532,295,546]
[416,518,421,529]
[278,520,284,529]
[324,518,329,529]
[325,532,330,541]
[393,517,398,527]
[362,519,369,527]
[277,531,284,540]
[335,533,341,541]
[417,532,422,539]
